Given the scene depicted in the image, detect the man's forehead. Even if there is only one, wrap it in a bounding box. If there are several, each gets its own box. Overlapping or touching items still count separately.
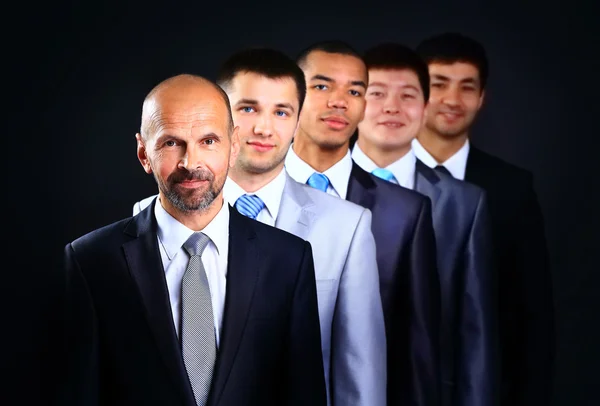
[306,51,366,74]
[428,62,480,79]
[368,68,420,84]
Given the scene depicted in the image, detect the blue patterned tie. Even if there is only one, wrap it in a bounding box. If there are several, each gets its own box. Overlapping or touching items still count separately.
[371,168,398,184]
[307,172,330,192]
[235,194,265,219]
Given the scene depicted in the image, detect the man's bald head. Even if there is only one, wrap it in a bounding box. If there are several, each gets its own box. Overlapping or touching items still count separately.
[140,74,234,141]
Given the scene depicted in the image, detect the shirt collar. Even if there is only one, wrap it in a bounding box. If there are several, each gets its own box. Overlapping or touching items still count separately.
[352,143,416,189]
[412,138,470,180]
[284,144,352,199]
[222,168,287,222]
[154,196,230,260]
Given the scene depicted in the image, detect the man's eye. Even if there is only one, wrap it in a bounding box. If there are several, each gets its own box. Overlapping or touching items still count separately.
[241,106,255,113]
[349,90,362,97]
[431,83,444,88]
[165,140,177,147]
[314,84,328,90]
[369,91,383,97]
[275,110,288,117]
[204,139,215,145]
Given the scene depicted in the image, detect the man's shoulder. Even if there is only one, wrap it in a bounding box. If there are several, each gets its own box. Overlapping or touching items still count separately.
[438,170,487,202]
[134,194,158,215]
[234,207,310,249]
[68,217,134,257]
[470,146,533,182]
[292,179,368,217]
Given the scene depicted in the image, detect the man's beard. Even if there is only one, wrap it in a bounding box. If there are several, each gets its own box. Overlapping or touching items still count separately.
[155,167,225,213]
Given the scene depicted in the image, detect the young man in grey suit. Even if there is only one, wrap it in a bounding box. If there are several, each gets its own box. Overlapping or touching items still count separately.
[353,42,498,406]
[133,49,386,406]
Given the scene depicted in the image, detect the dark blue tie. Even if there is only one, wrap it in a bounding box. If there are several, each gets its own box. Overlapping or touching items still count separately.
[307,172,330,192]
[434,165,453,177]
[234,194,265,219]
[371,168,397,184]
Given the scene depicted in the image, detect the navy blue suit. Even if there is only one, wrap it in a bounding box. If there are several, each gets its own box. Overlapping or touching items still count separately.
[346,163,441,406]
[414,160,498,406]
[465,146,554,406]
[59,201,327,406]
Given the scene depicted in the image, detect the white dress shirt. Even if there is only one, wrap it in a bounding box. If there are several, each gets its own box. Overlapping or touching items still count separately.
[222,169,287,226]
[412,138,470,180]
[352,144,416,190]
[285,144,353,199]
[154,197,229,347]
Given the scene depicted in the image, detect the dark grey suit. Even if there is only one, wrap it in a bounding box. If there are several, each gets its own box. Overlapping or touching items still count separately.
[414,159,498,406]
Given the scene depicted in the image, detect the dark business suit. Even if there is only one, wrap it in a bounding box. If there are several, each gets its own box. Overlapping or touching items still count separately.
[346,162,441,406]
[414,160,497,406]
[465,146,554,406]
[60,200,327,406]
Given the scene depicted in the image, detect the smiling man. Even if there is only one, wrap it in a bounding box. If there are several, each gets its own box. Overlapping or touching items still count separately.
[415,33,554,406]
[285,40,441,406]
[353,42,497,406]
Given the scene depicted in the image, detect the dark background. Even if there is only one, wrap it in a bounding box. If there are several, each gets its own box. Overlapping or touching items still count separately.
[9,1,598,404]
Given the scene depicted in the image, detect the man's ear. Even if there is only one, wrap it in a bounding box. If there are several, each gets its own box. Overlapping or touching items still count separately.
[229,126,240,168]
[136,133,153,174]
[477,89,486,111]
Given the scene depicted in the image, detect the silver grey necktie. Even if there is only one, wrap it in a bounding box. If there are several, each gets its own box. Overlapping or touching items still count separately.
[181,232,216,406]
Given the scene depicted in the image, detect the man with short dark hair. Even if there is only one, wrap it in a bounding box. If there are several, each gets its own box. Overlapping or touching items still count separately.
[354,41,497,406]
[286,40,441,406]
[415,32,554,406]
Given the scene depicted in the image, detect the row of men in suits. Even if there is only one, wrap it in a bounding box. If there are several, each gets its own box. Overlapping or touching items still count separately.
[62,32,554,406]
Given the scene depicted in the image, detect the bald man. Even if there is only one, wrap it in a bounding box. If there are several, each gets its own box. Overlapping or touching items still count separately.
[60,74,327,406]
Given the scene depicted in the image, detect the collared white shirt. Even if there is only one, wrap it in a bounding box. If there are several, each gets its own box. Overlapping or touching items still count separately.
[412,138,470,180]
[154,197,229,347]
[352,143,416,190]
[285,144,353,199]
[222,168,288,226]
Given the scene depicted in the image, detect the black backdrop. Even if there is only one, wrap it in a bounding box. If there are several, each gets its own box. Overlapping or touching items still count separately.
[9,1,598,405]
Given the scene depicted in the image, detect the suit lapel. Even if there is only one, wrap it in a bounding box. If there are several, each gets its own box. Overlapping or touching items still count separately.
[414,159,442,213]
[122,200,195,405]
[209,207,261,406]
[275,174,315,240]
[465,146,485,185]
[346,162,376,210]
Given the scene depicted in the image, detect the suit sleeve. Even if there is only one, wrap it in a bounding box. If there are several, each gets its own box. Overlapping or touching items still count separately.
[516,174,555,405]
[285,241,327,406]
[332,209,387,406]
[57,244,99,406]
[405,198,441,406]
[459,191,499,406]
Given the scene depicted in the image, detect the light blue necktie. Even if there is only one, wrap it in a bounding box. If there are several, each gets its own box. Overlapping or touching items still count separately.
[371,168,398,184]
[307,172,330,192]
[235,194,265,219]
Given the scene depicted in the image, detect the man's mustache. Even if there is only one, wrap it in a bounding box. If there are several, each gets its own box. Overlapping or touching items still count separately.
[168,169,214,183]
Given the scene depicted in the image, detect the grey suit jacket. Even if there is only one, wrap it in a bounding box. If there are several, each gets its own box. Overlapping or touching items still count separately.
[414,160,498,406]
[132,173,387,406]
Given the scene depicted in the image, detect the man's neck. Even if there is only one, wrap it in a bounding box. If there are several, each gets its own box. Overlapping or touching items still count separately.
[160,193,224,231]
[293,132,349,173]
[417,128,468,163]
[228,164,283,193]
[357,136,411,168]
